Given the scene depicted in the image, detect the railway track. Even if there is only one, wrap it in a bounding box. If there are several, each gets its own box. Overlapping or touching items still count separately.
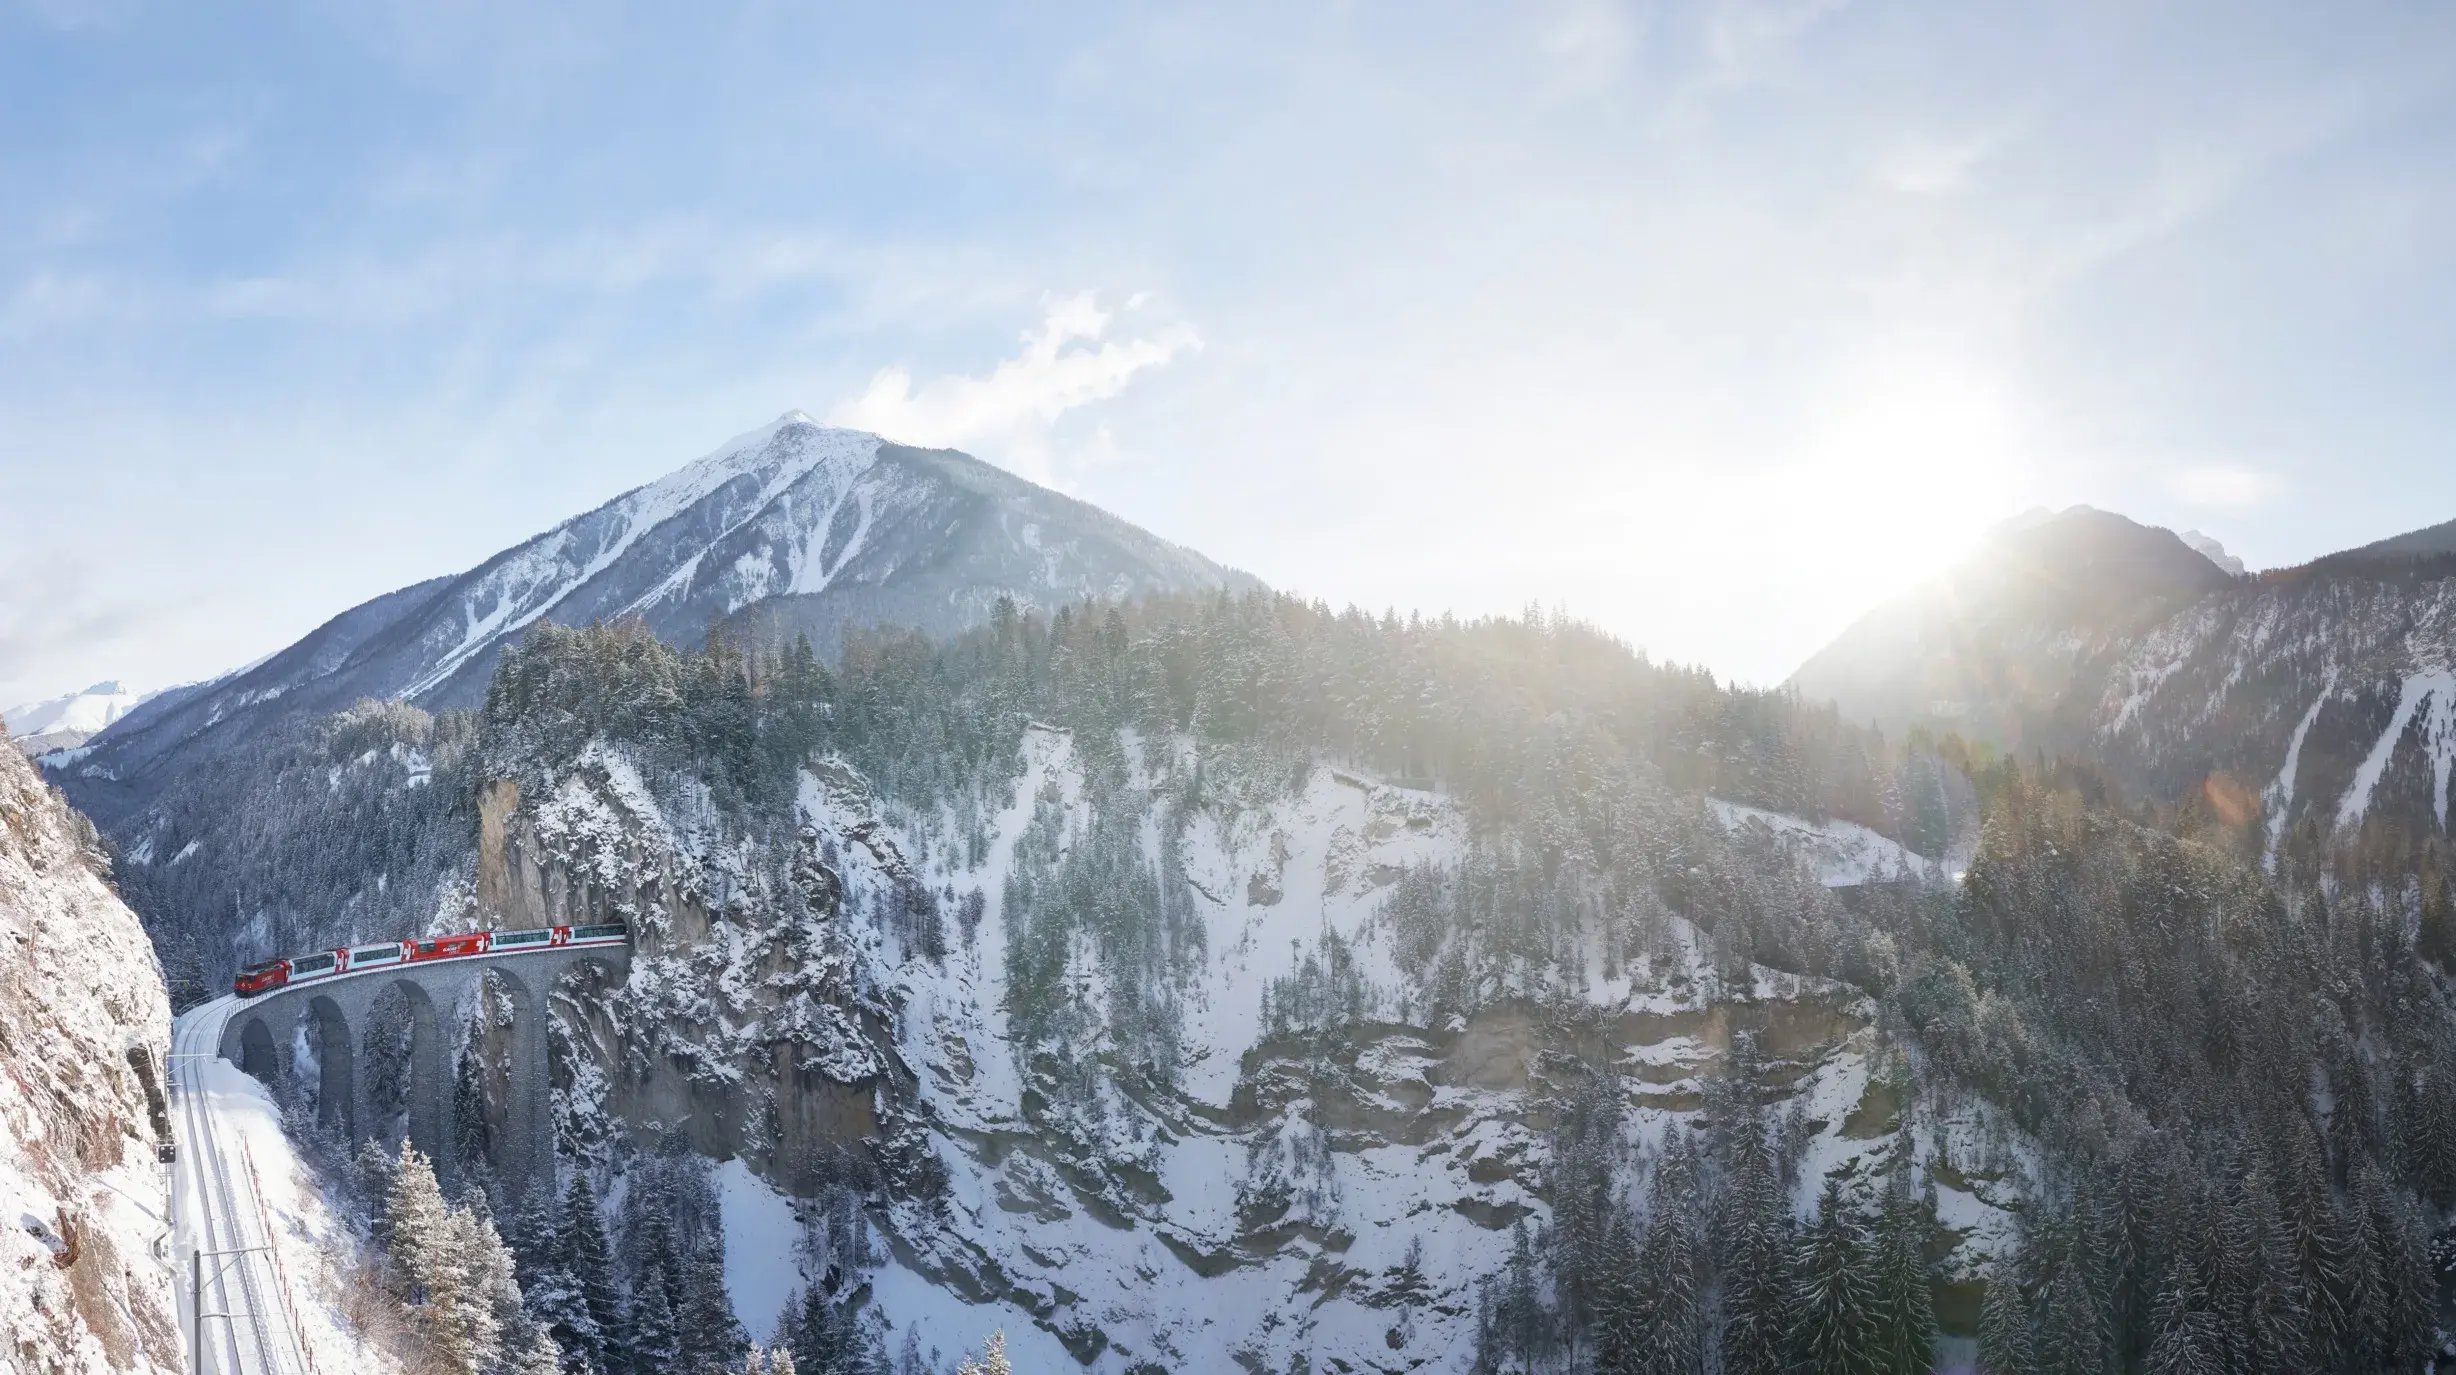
[171,999,308,1375]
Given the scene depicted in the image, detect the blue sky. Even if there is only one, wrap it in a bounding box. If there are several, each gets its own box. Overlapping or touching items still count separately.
[5,0,2455,707]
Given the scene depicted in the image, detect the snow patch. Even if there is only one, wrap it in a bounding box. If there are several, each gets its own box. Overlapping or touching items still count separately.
[1707,799,1931,887]
[2335,669,2456,831]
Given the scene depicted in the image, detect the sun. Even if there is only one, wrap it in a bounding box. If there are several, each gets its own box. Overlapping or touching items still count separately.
[1764,348,2029,603]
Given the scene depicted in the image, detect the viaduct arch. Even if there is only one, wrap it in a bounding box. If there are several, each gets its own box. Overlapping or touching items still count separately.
[217,944,629,1197]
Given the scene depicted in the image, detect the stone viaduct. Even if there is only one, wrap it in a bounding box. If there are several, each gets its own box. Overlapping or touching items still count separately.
[217,943,628,1197]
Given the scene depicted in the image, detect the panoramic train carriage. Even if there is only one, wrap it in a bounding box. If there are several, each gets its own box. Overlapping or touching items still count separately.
[406,931,491,962]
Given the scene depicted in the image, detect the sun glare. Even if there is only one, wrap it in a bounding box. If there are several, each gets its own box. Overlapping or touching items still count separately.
[1766,351,2027,602]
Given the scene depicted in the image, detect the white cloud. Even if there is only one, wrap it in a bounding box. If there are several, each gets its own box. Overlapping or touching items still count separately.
[1536,0,1641,97]
[2166,464,2282,508]
[1874,129,2005,196]
[828,292,1197,483]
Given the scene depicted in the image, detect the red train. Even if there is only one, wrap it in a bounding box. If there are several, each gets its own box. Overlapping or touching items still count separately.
[232,922,629,998]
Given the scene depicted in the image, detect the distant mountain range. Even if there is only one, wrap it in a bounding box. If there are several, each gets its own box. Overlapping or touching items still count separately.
[4,680,157,757]
[1789,504,2456,871]
[56,413,1255,828]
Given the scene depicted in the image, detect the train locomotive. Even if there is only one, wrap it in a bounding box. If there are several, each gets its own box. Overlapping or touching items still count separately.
[231,922,629,997]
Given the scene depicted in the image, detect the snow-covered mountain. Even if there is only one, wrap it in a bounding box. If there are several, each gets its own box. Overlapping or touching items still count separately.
[1790,503,2456,876]
[1788,506,2236,745]
[59,413,1255,828]
[4,680,155,757]
[2178,527,2247,576]
[0,732,181,1373]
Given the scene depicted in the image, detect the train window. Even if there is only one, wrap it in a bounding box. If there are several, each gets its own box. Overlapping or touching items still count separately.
[495,928,549,945]
[291,954,334,974]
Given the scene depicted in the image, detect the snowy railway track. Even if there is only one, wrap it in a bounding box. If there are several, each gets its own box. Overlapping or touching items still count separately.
[171,998,309,1375]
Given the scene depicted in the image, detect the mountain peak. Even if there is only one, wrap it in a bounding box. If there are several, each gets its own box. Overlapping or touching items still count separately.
[2178,529,2246,576]
[58,415,1254,822]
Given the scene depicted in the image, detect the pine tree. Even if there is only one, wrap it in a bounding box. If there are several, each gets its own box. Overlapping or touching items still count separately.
[442,1204,521,1374]
[2144,1258,2222,1375]
[630,1275,681,1375]
[515,1328,567,1375]
[1790,1177,1879,1375]
[1869,1126,1938,1375]
[2030,1226,2107,1375]
[355,1137,403,1247]
[1717,1119,1793,1375]
[2220,1161,2306,1373]
[559,1174,622,1374]
[1588,1216,1648,1375]
[387,1145,455,1308]
[2283,1124,2357,1360]
[1976,1265,2034,1375]
[2355,1162,2433,1371]
[679,1227,750,1373]
[955,1333,1011,1375]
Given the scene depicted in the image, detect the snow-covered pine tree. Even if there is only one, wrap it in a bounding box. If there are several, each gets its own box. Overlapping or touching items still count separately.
[2030,1227,2109,1375]
[954,1333,1011,1375]
[2219,1158,2306,1372]
[1633,1138,1704,1373]
[1974,1262,2034,1375]
[741,1347,798,1374]
[387,1144,455,1308]
[1789,1176,1878,1375]
[558,1173,622,1374]
[1715,1118,1792,1375]
[629,1274,681,1375]
[513,1327,566,1375]
[679,1226,750,1373]
[1587,1215,1647,1375]
[447,1204,528,1375]
[623,1183,687,1373]
[355,1137,402,1248]
[1869,1126,1937,1375]
[2353,1161,2434,1370]
[2144,1256,2222,1375]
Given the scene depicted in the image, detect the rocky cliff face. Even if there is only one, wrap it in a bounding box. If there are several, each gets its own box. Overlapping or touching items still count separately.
[478,727,2020,1371]
[0,726,179,1373]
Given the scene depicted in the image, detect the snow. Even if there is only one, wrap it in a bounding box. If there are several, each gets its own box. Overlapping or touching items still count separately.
[761,737,2007,1371]
[2179,528,2246,577]
[2264,679,2335,870]
[1707,799,1932,886]
[3,679,154,739]
[0,740,180,1373]
[2335,669,2456,831]
[401,417,883,699]
[173,998,405,1375]
[712,1159,803,1340]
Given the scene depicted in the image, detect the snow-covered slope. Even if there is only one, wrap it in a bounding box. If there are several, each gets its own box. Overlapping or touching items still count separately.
[0,722,181,1373]
[1708,799,1944,886]
[5,680,155,757]
[61,414,1256,830]
[503,733,2022,1371]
